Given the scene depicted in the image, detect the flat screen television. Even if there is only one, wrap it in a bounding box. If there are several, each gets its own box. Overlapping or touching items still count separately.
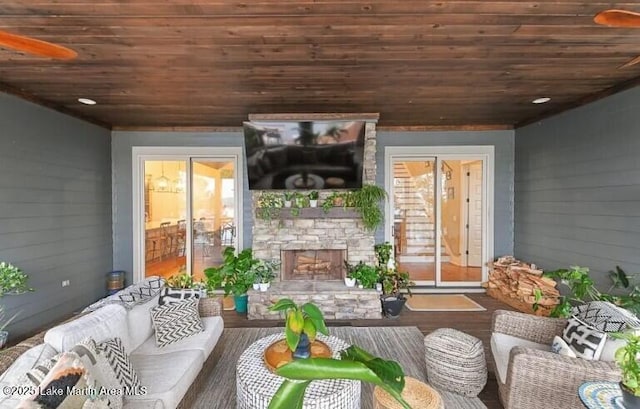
[244,120,365,190]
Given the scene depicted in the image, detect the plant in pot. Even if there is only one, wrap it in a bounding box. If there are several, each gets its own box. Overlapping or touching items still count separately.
[256,191,284,221]
[614,331,640,408]
[254,259,279,292]
[0,261,34,348]
[343,261,357,287]
[308,190,319,207]
[351,184,387,231]
[268,298,329,359]
[283,192,294,208]
[374,242,413,318]
[204,246,258,314]
[344,261,379,289]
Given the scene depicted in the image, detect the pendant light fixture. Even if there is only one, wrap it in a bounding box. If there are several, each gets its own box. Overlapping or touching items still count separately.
[155,162,170,192]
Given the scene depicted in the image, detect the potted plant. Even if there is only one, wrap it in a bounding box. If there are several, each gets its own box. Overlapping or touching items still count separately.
[344,261,379,289]
[268,344,411,409]
[308,190,319,207]
[351,184,387,231]
[0,261,34,296]
[343,261,357,287]
[283,192,294,208]
[255,259,279,292]
[256,191,284,221]
[614,332,640,408]
[374,243,413,318]
[268,298,329,359]
[204,246,259,314]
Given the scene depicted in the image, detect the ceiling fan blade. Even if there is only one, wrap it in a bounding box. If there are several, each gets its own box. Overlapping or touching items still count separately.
[594,9,640,27]
[0,29,77,60]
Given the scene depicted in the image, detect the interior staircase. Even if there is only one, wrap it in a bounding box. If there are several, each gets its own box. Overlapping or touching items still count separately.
[393,162,448,263]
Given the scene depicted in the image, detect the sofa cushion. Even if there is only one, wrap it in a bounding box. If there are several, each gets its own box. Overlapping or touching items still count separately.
[132,316,223,360]
[491,332,551,384]
[562,317,607,360]
[126,294,160,351]
[127,350,203,409]
[158,288,200,306]
[44,304,131,353]
[150,299,204,347]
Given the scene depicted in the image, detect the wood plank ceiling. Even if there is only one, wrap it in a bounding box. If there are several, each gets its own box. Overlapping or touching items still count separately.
[2,1,640,129]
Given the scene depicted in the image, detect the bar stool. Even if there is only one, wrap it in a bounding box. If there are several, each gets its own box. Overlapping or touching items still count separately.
[159,222,175,259]
[176,219,186,257]
[145,230,159,262]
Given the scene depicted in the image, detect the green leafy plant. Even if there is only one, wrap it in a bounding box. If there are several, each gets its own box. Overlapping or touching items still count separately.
[268,344,410,409]
[344,261,379,289]
[380,268,413,298]
[0,262,34,296]
[308,190,319,200]
[351,184,387,231]
[268,298,329,352]
[254,259,279,284]
[256,192,284,221]
[322,191,342,213]
[613,332,640,396]
[374,242,393,268]
[166,273,196,289]
[284,192,295,202]
[204,247,259,296]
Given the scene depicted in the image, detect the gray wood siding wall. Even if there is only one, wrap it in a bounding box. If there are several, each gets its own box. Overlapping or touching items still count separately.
[515,86,640,288]
[0,93,112,339]
[376,130,515,258]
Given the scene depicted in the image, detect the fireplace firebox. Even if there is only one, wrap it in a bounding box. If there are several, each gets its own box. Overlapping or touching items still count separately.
[281,249,346,281]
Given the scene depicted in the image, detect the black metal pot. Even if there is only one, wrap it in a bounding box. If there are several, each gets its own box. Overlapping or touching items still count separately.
[621,382,640,408]
[381,295,406,319]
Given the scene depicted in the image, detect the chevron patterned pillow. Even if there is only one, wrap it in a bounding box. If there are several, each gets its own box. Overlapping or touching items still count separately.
[97,337,142,391]
[151,298,204,347]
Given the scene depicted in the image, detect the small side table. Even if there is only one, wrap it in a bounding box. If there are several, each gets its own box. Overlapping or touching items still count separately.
[579,381,625,409]
[236,333,361,409]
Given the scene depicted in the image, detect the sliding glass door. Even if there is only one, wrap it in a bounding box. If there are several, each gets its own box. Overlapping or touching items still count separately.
[133,148,242,283]
[386,147,493,288]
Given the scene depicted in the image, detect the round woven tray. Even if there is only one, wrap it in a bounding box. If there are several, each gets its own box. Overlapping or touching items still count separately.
[263,338,332,373]
[373,377,443,409]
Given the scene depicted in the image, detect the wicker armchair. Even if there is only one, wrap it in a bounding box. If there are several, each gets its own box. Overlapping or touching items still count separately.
[491,310,620,409]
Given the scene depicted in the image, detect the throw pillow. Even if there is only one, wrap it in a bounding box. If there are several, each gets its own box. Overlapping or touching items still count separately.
[151,298,204,347]
[17,351,110,409]
[72,338,124,408]
[562,317,607,360]
[118,291,145,309]
[97,337,142,390]
[158,287,201,306]
[572,301,640,332]
[551,335,577,358]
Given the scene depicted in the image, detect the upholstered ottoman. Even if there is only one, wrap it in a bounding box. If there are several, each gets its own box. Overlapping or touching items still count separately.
[424,328,487,397]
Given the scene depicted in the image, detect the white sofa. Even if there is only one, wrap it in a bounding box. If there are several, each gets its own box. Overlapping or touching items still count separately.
[0,293,224,409]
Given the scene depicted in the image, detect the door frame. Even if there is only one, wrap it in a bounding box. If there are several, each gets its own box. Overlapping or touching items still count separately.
[131,147,243,284]
[384,146,494,287]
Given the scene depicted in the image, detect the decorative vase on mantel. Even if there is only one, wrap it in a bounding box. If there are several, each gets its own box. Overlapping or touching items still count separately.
[293,332,311,359]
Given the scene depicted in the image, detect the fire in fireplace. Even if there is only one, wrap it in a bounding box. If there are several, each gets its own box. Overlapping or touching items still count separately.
[281,249,346,281]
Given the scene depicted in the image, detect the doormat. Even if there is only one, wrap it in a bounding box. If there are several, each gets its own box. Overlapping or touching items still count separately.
[222,296,235,311]
[405,294,486,312]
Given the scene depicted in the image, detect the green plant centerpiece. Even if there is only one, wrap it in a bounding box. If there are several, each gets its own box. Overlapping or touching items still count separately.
[268,298,328,359]
[204,246,259,314]
[613,332,640,407]
[375,242,413,318]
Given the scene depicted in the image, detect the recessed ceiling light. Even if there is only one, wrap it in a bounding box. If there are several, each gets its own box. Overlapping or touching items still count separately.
[532,97,551,104]
[78,98,97,105]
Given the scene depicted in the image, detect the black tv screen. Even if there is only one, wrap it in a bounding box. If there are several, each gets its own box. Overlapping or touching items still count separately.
[244,120,365,190]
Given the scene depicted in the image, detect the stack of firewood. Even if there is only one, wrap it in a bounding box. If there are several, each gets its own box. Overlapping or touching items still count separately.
[483,256,560,316]
[294,255,331,274]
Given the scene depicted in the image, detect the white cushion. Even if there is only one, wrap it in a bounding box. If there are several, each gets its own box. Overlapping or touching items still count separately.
[132,316,223,360]
[491,332,551,384]
[551,335,577,358]
[0,344,58,405]
[127,294,161,351]
[44,304,131,353]
[127,350,203,409]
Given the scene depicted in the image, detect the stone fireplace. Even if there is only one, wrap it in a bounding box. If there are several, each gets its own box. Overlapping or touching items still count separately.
[281,249,346,281]
[247,115,382,320]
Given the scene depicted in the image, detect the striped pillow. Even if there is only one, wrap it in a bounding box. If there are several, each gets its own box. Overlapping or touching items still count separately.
[158,287,201,306]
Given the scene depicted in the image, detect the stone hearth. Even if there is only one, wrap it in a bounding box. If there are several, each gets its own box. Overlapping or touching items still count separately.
[248,281,382,320]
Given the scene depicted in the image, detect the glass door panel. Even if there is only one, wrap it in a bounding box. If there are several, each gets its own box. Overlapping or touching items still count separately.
[144,160,188,279]
[392,159,436,285]
[438,159,484,285]
[191,159,236,281]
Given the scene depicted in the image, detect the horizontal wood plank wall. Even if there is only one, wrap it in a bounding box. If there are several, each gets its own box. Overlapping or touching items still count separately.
[0,92,112,339]
[515,86,640,288]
